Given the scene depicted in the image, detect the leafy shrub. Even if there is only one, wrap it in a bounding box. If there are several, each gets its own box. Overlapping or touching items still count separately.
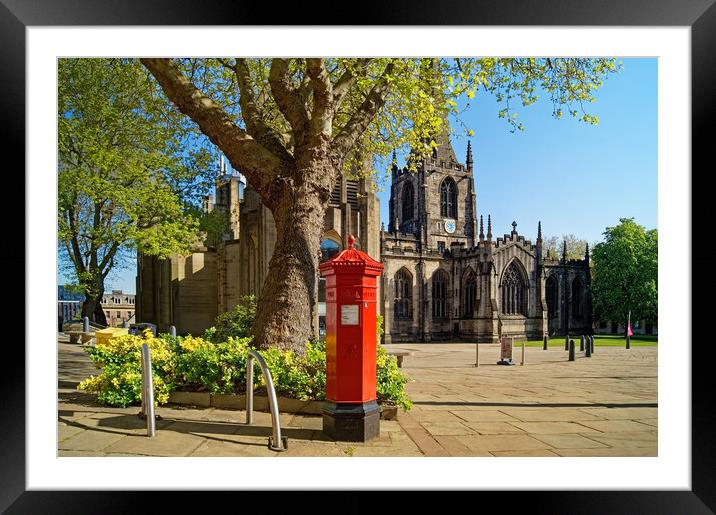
[205,295,256,343]
[79,315,411,412]
[78,330,175,407]
[260,340,327,400]
[376,344,413,411]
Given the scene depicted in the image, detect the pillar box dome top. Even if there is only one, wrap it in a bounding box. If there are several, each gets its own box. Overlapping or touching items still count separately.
[319,234,384,277]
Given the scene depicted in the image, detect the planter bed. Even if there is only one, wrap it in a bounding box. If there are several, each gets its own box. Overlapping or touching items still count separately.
[167,391,398,420]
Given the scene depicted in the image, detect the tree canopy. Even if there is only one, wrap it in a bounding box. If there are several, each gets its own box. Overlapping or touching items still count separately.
[544,234,590,261]
[591,218,658,326]
[58,58,213,324]
[142,57,619,351]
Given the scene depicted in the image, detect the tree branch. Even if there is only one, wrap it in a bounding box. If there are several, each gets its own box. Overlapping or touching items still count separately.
[233,58,293,161]
[268,59,309,141]
[141,58,287,203]
[305,58,333,141]
[332,61,396,156]
[332,58,371,110]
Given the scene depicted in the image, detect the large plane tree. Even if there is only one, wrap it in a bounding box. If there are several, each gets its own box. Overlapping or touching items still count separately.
[142,57,618,353]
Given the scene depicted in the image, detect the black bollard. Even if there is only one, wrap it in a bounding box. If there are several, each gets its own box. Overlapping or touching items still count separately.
[565,335,569,351]
[543,335,548,350]
[626,335,631,349]
[590,335,595,354]
[585,337,592,357]
[580,335,585,352]
[568,339,575,361]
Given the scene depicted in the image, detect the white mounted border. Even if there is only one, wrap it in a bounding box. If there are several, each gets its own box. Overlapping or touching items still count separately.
[28,26,688,490]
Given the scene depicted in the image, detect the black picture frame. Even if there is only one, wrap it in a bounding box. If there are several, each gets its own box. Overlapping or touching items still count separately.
[3,1,712,512]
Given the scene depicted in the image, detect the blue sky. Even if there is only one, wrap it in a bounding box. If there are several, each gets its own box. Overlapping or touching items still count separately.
[377,57,657,245]
[78,58,657,295]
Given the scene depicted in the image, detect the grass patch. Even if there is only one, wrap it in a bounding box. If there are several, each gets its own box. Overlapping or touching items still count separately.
[514,334,658,347]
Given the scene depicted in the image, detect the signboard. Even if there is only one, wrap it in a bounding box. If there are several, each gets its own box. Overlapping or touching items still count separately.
[500,336,513,360]
[341,304,359,325]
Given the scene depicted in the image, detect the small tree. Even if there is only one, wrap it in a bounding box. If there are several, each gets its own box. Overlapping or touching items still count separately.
[545,234,589,261]
[591,218,658,327]
[58,58,213,324]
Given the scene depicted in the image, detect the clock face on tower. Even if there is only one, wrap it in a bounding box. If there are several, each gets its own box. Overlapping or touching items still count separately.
[444,219,456,234]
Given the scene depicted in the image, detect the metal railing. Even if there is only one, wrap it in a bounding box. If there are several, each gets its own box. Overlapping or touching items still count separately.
[246,349,288,452]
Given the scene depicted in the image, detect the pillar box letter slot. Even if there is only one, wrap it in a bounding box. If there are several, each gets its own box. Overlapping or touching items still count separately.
[318,234,384,442]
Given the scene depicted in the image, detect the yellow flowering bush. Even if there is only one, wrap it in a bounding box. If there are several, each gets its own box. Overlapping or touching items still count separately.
[78,315,411,411]
[78,330,175,407]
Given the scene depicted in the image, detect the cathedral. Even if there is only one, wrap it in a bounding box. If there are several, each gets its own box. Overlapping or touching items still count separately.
[380,135,591,343]
[137,133,591,343]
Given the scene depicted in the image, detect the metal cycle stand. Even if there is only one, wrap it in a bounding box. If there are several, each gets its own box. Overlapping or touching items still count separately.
[246,349,288,452]
[140,343,156,437]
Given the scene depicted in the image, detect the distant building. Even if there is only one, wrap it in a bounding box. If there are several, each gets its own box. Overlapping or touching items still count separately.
[101,290,136,327]
[58,285,83,328]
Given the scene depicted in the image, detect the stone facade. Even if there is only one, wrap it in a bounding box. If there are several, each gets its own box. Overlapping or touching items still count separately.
[137,163,380,336]
[100,289,137,328]
[381,136,591,343]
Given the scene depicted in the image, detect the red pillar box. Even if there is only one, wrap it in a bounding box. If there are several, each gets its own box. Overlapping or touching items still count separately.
[318,234,383,441]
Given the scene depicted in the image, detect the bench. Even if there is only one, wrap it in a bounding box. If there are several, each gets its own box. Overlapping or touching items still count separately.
[65,331,94,345]
[386,350,413,368]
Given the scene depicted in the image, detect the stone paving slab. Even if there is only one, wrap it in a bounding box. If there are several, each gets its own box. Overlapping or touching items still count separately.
[456,434,554,452]
[451,410,522,422]
[586,432,658,449]
[502,409,605,422]
[420,422,476,436]
[531,434,610,449]
[462,422,527,435]
[58,428,127,453]
[576,419,656,433]
[579,407,659,420]
[553,447,659,457]
[102,430,207,457]
[508,421,602,435]
[491,449,561,457]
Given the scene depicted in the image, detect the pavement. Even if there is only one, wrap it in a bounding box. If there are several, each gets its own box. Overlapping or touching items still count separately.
[58,336,657,457]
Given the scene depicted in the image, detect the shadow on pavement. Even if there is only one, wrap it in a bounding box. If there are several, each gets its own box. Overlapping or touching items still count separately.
[59,411,327,443]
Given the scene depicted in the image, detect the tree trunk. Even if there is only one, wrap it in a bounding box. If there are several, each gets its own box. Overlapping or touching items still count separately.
[252,174,329,354]
[81,278,107,326]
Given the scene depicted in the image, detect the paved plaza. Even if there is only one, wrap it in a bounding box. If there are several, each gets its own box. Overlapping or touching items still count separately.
[58,338,657,457]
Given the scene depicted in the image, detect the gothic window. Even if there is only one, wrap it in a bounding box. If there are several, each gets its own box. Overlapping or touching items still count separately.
[432,270,449,319]
[546,275,558,319]
[440,177,457,219]
[572,277,583,318]
[394,268,413,320]
[463,270,477,318]
[501,261,527,316]
[401,183,414,222]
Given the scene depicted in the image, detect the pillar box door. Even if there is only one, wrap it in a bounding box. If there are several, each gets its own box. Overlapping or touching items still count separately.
[318,234,384,442]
